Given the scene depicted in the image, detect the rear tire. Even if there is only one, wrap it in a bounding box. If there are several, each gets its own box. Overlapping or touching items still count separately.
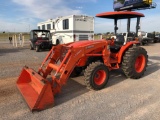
[84,62,109,90]
[122,46,148,79]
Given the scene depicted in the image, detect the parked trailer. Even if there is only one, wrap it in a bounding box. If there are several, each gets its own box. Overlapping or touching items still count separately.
[37,15,94,45]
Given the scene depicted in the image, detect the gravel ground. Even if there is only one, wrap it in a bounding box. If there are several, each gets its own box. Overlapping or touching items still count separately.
[0,41,160,120]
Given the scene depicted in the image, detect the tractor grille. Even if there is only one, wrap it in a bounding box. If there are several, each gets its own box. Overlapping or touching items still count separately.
[42,42,49,46]
[79,35,88,40]
[41,42,50,48]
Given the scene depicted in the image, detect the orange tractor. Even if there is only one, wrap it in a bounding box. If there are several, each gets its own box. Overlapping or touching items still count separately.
[17,11,148,111]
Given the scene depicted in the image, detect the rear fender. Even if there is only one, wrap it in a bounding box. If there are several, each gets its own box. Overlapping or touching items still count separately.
[117,41,139,63]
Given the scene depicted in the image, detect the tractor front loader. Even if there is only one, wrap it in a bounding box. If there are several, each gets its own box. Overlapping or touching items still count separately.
[17,11,148,111]
[17,40,113,111]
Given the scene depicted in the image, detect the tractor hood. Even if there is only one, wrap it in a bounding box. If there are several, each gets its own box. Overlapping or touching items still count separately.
[67,40,106,48]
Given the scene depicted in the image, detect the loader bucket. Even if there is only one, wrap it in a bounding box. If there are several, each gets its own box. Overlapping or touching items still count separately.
[16,66,54,111]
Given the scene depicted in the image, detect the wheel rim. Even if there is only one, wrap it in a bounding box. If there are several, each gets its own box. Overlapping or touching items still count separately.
[135,54,145,73]
[94,70,106,85]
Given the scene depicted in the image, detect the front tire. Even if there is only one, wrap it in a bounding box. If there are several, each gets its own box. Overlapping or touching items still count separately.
[84,62,109,90]
[35,46,40,52]
[30,43,34,50]
[153,39,157,43]
[122,46,148,79]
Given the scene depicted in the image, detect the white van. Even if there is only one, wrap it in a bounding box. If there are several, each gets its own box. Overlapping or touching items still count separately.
[37,15,94,45]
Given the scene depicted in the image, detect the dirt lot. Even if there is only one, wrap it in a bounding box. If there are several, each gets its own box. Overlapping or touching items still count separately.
[0,41,160,120]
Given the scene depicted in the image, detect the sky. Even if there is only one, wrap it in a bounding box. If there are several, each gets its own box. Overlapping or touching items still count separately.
[0,0,159,33]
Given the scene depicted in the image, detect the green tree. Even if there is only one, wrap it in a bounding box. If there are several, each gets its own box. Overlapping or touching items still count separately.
[116,0,125,4]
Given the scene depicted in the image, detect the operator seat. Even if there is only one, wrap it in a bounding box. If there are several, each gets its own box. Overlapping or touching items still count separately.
[110,34,125,53]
